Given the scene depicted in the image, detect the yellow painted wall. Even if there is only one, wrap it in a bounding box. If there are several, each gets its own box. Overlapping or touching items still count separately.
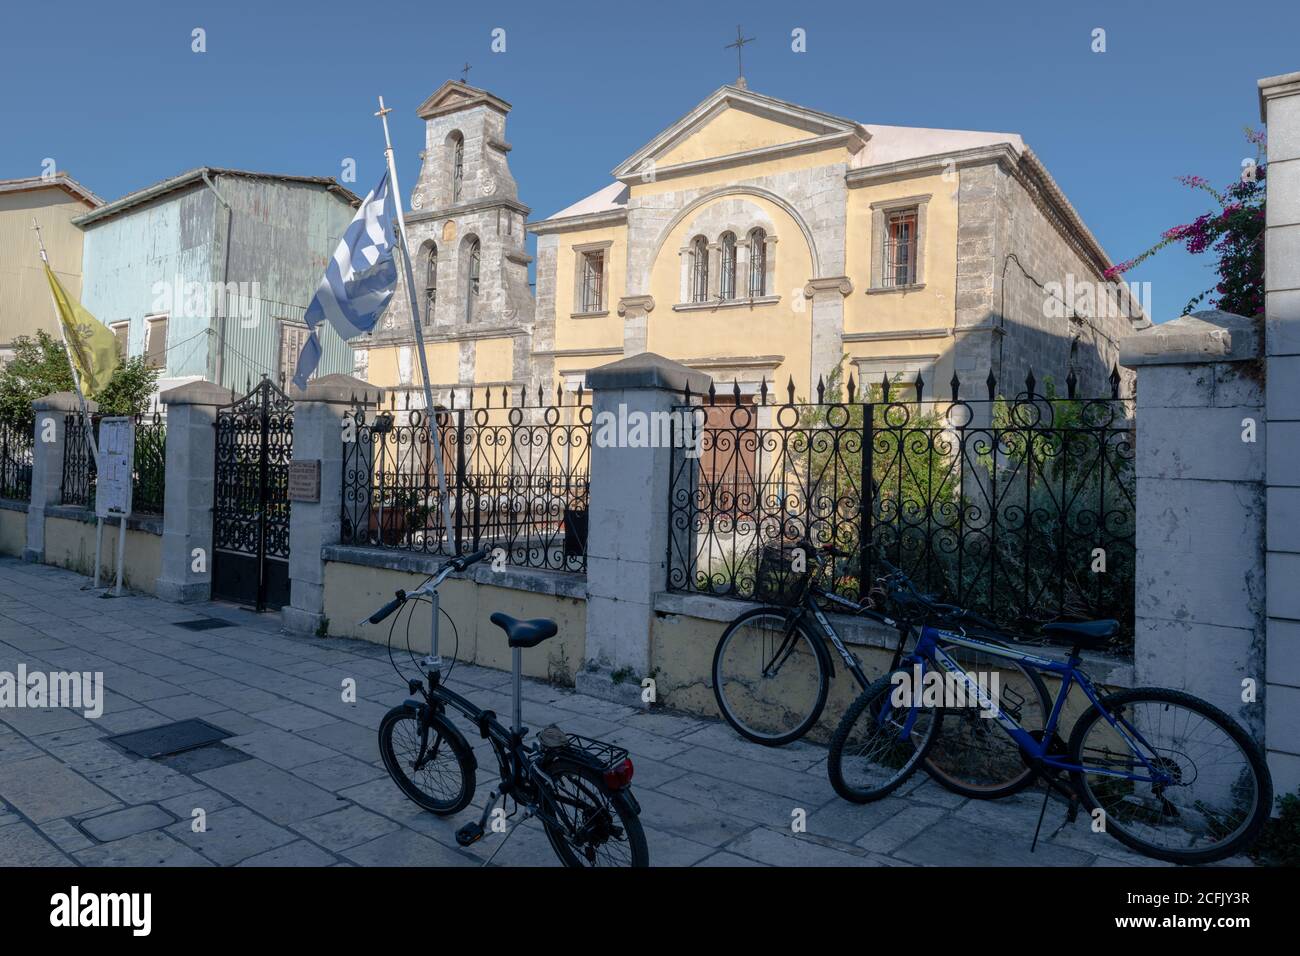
[473,336,515,384]
[657,109,811,168]
[323,560,585,685]
[0,508,25,556]
[42,516,162,594]
[843,172,958,344]
[368,340,460,387]
[0,187,94,348]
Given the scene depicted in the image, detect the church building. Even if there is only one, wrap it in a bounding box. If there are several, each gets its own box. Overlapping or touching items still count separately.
[357,78,1147,406]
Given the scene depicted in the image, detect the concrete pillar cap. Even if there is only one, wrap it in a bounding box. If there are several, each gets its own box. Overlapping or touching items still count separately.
[1119,310,1261,367]
[290,373,384,405]
[585,352,712,394]
[32,391,97,413]
[161,381,236,407]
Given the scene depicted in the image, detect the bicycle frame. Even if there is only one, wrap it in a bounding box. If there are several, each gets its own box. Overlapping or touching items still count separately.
[895,624,1175,786]
[789,585,909,686]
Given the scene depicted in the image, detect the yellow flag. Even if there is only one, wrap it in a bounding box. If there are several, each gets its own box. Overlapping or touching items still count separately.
[43,263,120,398]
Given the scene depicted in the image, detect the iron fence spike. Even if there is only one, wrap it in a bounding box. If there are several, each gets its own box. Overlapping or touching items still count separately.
[986,368,997,400]
[1025,368,1036,396]
[881,373,891,403]
[816,376,825,405]
[733,378,742,406]
[914,371,925,403]
[786,376,795,404]
[847,373,856,404]
[950,372,960,402]
[707,381,716,406]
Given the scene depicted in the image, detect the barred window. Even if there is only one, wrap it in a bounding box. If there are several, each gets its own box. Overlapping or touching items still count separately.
[884,209,918,287]
[690,235,709,303]
[581,250,604,312]
[719,232,737,300]
[450,133,464,203]
[747,228,767,297]
[423,243,437,324]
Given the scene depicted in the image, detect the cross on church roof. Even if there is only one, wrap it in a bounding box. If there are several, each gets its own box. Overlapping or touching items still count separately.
[725,25,755,88]
[460,62,472,83]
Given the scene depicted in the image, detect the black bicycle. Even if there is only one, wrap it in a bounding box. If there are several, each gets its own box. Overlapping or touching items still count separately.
[712,543,1052,798]
[366,549,649,867]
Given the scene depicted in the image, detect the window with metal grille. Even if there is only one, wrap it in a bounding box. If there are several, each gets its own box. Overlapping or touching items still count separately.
[424,243,437,324]
[279,321,312,386]
[747,228,767,297]
[690,236,709,303]
[451,133,464,203]
[465,239,480,323]
[884,209,918,287]
[581,250,604,312]
[144,316,167,369]
[719,233,737,300]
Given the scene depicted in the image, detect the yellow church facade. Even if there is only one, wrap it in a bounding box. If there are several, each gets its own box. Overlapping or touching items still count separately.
[357,80,1147,407]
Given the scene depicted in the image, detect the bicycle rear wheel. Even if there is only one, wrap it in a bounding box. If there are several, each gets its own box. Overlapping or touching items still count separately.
[923,644,1051,799]
[541,761,648,867]
[828,672,939,803]
[1068,688,1272,864]
[712,608,830,746]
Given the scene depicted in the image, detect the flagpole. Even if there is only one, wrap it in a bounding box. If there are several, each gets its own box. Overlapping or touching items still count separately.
[375,96,459,667]
[32,219,100,472]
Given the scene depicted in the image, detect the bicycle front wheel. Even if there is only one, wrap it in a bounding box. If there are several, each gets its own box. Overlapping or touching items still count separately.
[379,706,475,815]
[712,608,830,746]
[1068,688,1272,864]
[541,761,648,867]
[828,672,939,803]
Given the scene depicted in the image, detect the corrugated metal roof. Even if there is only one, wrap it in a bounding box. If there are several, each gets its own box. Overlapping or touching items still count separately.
[0,172,103,208]
[73,167,361,226]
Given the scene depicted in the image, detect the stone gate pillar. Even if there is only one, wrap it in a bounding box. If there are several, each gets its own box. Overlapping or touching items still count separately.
[580,353,711,704]
[25,392,95,563]
[283,374,383,635]
[155,381,232,603]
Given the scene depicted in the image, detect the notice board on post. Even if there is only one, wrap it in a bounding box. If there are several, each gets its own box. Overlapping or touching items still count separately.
[95,416,135,518]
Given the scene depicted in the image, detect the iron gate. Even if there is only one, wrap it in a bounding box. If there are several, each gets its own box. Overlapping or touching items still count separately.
[212,378,294,611]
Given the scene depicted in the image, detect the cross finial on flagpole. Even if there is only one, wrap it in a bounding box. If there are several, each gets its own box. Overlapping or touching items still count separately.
[31,217,50,263]
[725,25,755,88]
[461,62,472,83]
[375,96,392,119]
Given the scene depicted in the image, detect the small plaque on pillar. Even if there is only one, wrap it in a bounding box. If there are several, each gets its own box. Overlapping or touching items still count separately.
[287,460,321,502]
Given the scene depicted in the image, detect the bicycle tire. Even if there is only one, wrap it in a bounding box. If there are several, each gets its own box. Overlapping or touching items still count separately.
[378,705,476,815]
[828,672,939,803]
[540,759,649,868]
[712,607,831,747]
[1067,687,1272,864]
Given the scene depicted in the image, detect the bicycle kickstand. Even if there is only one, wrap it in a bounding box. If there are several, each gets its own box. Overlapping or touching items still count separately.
[1029,770,1081,853]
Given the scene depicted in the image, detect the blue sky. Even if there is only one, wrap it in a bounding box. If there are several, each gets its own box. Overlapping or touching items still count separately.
[4,0,1295,322]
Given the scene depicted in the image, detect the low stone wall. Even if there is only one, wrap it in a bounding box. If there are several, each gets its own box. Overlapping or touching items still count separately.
[321,546,587,686]
[0,502,27,557]
[39,507,163,595]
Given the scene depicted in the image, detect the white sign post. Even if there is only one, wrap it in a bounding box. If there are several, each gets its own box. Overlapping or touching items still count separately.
[94,417,134,597]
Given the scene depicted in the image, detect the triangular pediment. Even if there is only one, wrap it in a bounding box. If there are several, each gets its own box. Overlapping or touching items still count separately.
[613,86,866,181]
[416,80,511,119]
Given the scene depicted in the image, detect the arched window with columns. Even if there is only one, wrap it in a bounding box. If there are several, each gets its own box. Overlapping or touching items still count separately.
[719,232,737,300]
[690,235,710,303]
[747,228,767,297]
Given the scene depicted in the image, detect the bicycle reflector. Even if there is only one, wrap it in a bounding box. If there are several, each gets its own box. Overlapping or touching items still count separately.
[603,757,634,790]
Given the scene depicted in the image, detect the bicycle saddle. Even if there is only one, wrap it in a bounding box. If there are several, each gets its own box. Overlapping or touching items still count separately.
[489,612,558,648]
[1041,619,1118,648]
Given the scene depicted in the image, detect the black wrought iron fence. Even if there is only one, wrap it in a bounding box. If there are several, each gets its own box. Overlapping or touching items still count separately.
[0,421,33,501]
[667,368,1136,649]
[60,411,167,514]
[341,387,591,573]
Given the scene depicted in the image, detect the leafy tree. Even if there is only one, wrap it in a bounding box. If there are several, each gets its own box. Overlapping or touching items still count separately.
[0,330,159,433]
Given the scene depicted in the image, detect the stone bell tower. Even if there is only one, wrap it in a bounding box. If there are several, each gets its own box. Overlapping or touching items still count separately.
[365,80,534,404]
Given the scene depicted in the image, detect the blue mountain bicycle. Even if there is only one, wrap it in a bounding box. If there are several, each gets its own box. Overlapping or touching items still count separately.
[827,561,1273,864]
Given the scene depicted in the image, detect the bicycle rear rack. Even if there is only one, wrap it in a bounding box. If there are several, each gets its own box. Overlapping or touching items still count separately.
[542,729,630,771]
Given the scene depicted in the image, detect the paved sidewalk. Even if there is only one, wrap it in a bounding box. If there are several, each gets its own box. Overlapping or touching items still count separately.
[0,558,1232,867]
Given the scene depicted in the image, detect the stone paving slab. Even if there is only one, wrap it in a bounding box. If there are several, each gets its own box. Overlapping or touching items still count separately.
[0,557,1233,868]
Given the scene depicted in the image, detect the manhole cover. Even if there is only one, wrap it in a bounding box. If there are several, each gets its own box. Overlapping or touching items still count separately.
[174,618,234,631]
[105,719,232,758]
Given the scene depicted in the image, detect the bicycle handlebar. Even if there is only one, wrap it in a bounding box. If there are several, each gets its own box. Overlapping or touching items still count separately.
[362,548,493,625]
[368,591,407,624]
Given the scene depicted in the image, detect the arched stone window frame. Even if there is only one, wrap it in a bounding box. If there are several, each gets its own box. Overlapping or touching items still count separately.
[447,131,465,205]
[669,194,786,310]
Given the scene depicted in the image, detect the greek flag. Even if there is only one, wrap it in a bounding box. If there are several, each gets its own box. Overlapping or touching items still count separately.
[293,169,399,390]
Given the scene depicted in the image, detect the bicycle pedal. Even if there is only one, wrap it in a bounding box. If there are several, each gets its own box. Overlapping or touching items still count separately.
[455,822,485,847]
